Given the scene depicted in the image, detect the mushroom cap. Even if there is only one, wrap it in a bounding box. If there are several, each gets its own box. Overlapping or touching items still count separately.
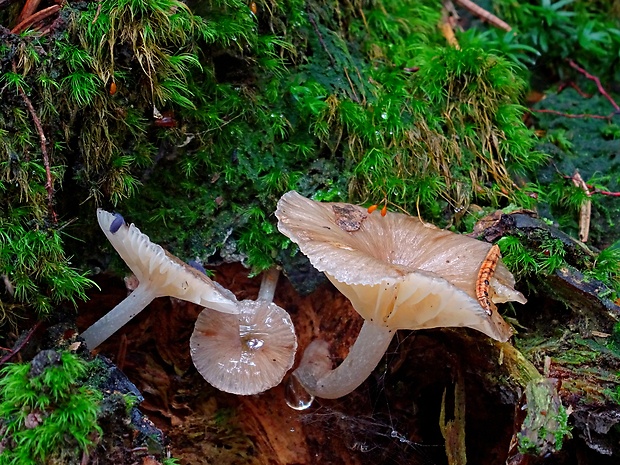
[97,209,238,314]
[190,300,298,395]
[275,191,526,342]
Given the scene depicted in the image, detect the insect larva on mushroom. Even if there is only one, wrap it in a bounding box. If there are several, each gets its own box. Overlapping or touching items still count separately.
[476,244,501,315]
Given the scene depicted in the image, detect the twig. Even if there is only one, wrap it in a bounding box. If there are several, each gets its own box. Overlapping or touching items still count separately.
[594,189,620,197]
[11,4,60,34]
[561,174,620,197]
[529,108,612,121]
[440,3,460,49]
[454,0,512,32]
[12,61,57,224]
[92,0,102,24]
[306,9,335,67]
[0,322,43,365]
[15,0,42,25]
[570,170,591,242]
[343,67,360,103]
[558,81,592,99]
[567,59,620,112]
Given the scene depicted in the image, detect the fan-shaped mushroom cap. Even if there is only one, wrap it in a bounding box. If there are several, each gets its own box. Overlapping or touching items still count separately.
[96,209,237,313]
[276,191,526,342]
[190,300,298,395]
[81,210,239,350]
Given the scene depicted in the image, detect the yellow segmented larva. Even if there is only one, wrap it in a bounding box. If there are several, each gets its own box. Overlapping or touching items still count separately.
[476,244,500,315]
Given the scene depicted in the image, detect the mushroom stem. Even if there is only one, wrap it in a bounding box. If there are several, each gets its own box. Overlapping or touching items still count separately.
[257,267,280,302]
[81,284,157,349]
[293,321,395,399]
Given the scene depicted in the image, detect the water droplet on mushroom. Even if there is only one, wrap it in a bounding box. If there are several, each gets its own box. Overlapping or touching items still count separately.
[244,337,264,350]
[284,374,314,410]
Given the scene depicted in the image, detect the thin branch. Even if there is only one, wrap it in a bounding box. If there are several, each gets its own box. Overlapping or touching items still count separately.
[306,8,335,67]
[0,322,43,366]
[529,108,613,121]
[570,170,591,242]
[12,61,58,224]
[11,4,60,34]
[16,0,42,26]
[454,0,512,32]
[567,59,620,112]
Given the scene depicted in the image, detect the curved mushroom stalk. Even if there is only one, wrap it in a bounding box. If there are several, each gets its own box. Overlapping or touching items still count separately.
[276,191,527,400]
[81,284,160,349]
[81,210,238,350]
[293,321,395,399]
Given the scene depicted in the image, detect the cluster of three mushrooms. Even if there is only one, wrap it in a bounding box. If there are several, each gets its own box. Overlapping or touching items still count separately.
[82,192,526,400]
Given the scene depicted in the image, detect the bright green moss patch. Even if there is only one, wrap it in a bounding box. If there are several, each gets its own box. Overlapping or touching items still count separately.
[0,351,102,465]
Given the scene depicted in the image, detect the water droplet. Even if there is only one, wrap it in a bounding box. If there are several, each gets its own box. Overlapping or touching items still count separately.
[284,374,314,410]
[381,112,387,119]
[245,338,264,350]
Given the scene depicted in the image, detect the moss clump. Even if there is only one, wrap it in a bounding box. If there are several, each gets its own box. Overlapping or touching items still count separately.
[0,208,94,326]
[0,350,102,464]
[517,378,572,456]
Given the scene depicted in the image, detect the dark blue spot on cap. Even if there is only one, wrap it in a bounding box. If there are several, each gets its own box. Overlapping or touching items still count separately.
[110,213,125,234]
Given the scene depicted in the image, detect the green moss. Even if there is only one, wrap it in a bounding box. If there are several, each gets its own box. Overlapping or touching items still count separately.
[0,208,95,325]
[0,351,103,464]
[516,379,572,456]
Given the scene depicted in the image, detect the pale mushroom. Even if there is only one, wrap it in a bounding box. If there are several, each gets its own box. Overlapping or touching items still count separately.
[81,209,238,349]
[190,268,298,395]
[275,191,526,399]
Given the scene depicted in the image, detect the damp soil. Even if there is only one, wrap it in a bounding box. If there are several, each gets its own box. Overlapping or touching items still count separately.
[75,261,620,465]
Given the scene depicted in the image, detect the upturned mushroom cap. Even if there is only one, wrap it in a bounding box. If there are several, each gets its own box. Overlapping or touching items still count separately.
[96,209,237,314]
[81,210,239,350]
[276,191,526,342]
[190,300,298,395]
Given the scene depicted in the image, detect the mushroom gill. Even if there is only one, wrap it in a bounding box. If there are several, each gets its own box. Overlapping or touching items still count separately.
[80,210,238,350]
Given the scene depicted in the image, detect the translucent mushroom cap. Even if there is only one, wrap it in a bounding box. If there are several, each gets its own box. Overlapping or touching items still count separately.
[275,191,526,342]
[97,209,237,314]
[190,300,298,395]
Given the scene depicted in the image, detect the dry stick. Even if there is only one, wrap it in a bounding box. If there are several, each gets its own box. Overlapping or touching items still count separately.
[454,0,512,32]
[561,174,620,197]
[306,9,335,67]
[529,108,613,121]
[343,67,360,103]
[0,322,43,366]
[15,0,42,26]
[12,62,57,224]
[11,4,60,34]
[567,59,620,112]
[92,0,103,24]
[571,170,591,242]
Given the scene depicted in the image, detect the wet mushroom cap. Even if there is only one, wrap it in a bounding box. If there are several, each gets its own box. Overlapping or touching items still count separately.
[96,209,237,314]
[190,300,298,395]
[275,191,526,342]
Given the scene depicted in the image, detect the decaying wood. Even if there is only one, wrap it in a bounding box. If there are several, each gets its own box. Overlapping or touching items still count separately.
[66,212,620,464]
